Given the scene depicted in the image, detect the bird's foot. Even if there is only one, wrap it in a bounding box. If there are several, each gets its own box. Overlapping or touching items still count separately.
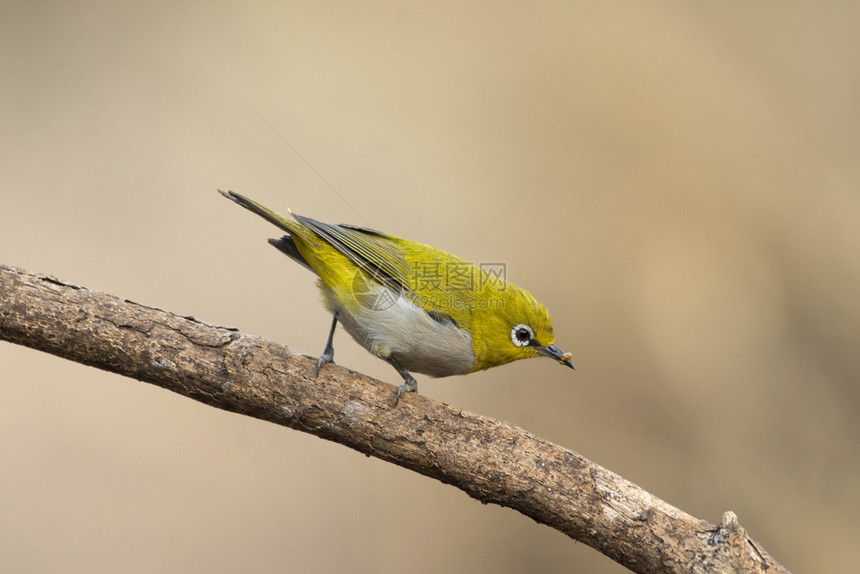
[393,375,418,406]
[314,345,335,377]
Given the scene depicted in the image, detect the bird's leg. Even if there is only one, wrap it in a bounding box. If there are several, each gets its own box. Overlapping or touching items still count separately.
[314,313,338,377]
[387,356,418,406]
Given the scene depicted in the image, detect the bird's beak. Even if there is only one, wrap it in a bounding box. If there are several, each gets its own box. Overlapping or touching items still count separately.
[536,343,576,370]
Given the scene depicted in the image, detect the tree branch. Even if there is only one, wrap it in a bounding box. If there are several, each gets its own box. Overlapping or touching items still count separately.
[0,264,789,574]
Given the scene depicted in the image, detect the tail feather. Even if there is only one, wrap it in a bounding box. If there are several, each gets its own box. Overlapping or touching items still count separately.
[268,236,313,271]
[218,190,294,234]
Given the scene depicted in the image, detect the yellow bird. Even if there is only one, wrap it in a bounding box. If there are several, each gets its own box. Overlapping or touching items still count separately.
[220,190,574,404]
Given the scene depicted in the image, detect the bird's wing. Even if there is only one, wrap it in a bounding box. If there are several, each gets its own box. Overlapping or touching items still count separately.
[296,214,471,327]
[291,214,412,294]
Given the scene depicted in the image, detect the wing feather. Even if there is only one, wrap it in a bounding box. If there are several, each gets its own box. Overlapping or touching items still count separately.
[291,214,412,294]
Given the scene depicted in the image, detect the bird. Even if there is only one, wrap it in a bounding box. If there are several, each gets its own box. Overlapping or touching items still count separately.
[219,190,575,404]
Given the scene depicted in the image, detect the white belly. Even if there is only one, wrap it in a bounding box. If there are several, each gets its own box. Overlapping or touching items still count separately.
[321,284,475,377]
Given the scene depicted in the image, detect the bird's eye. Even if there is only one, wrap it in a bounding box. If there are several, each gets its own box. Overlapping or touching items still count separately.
[511,324,534,347]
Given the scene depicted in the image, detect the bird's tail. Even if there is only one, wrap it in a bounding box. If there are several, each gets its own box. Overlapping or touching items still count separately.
[219,190,317,271]
[218,190,296,234]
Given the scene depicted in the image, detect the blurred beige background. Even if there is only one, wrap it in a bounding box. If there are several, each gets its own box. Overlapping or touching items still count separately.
[2,2,858,573]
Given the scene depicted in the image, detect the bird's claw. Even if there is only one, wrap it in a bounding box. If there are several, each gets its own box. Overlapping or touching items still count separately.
[393,376,418,406]
[314,346,334,377]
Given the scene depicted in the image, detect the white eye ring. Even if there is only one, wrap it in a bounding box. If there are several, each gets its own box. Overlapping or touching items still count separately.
[511,324,534,347]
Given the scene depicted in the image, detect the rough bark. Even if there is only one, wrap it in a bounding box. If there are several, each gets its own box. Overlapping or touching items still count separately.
[0,264,790,574]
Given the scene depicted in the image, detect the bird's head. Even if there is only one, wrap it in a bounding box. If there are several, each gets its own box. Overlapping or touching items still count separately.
[469,282,575,372]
